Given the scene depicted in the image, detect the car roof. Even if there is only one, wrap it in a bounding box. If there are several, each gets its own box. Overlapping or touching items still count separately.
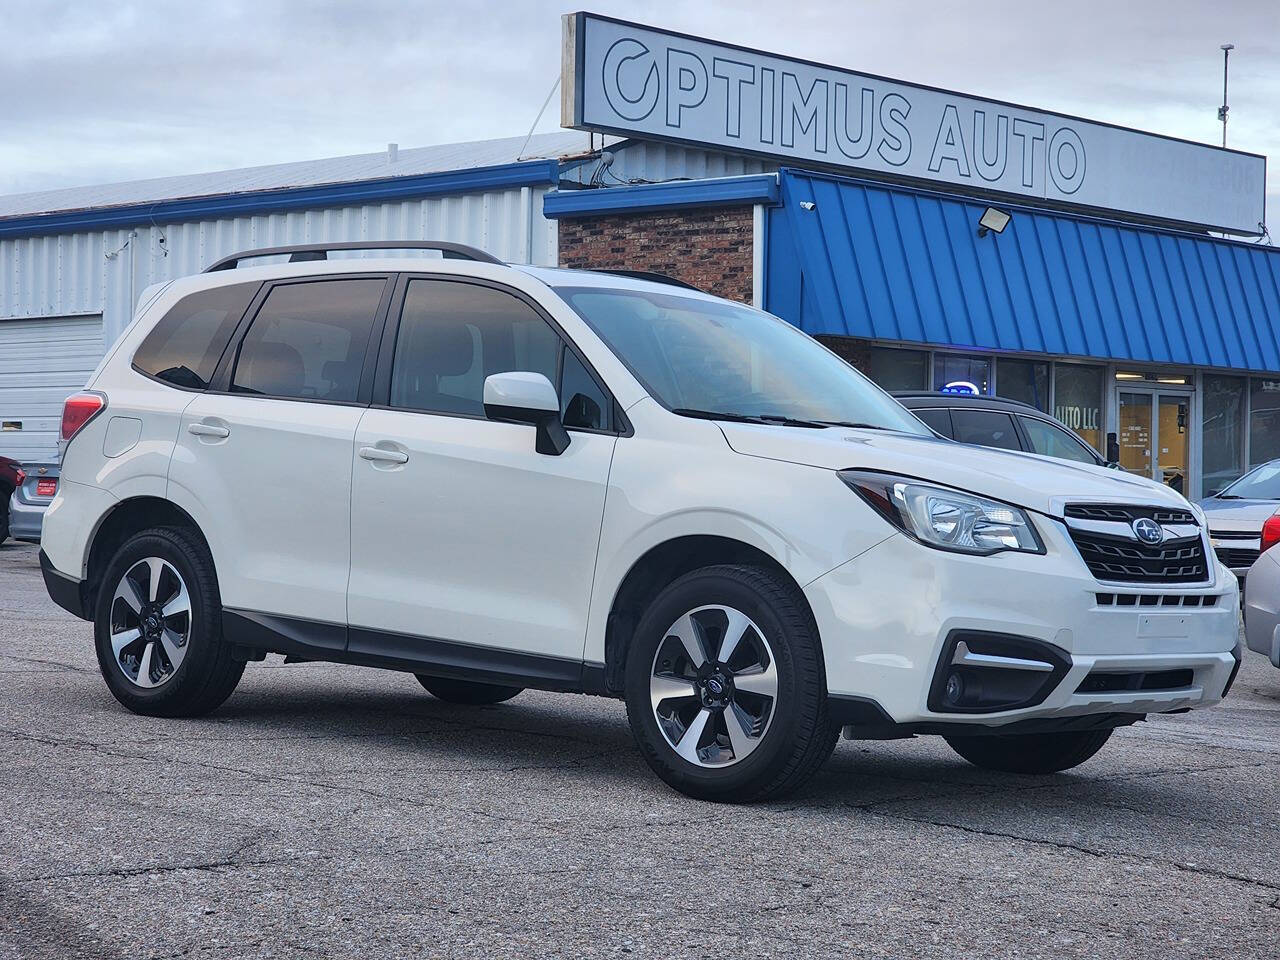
[893,392,1042,413]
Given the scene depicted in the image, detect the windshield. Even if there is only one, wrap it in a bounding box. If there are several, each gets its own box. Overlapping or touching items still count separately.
[1218,461,1280,499]
[556,286,928,434]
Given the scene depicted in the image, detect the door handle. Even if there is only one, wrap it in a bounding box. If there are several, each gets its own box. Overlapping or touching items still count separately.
[359,446,409,464]
[188,423,230,439]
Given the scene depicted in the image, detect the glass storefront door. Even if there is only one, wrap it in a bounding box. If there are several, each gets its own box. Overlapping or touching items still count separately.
[1117,390,1193,495]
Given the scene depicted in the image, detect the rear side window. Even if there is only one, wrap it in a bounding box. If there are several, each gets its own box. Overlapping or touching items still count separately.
[230,278,386,402]
[389,279,560,417]
[912,407,953,438]
[133,283,258,389]
[950,409,1022,451]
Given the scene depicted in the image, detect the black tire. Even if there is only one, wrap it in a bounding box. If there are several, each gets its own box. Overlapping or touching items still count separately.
[944,729,1113,774]
[416,675,523,705]
[94,526,244,717]
[624,564,838,803]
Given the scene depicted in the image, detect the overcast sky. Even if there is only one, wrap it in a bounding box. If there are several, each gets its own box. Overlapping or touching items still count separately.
[3,0,1278,230]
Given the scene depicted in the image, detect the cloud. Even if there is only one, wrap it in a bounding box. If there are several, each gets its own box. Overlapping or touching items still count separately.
[1,0,1276,233]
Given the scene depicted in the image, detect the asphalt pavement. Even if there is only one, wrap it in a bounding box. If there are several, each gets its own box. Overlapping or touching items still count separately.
[1,539,1277,959]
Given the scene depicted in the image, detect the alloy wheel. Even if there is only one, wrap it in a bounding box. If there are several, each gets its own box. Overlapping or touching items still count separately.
[649,604,778,767]
[108,557,191,689]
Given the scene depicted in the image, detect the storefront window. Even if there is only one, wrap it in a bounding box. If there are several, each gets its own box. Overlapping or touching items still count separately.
[933,354,990,394]
[1250,378,1280,467]
[869,347,928,391]
[996,358,1049,411]
[1202,375,1244,496]
[1053,364,1104,451]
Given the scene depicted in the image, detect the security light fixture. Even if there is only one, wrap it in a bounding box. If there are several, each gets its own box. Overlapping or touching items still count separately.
[977,207,1011,237]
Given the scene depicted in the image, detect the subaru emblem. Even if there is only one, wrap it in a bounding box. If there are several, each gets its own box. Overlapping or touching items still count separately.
[1131,517,1164,545]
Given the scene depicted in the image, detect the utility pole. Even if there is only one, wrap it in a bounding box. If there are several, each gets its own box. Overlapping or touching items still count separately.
[1218,43,1234,148]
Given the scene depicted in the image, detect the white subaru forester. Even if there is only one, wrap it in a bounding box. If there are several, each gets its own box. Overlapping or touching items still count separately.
[41,241,1242,802]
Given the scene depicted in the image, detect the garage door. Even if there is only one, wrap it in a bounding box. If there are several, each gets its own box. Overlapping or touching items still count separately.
[0,315,105,464]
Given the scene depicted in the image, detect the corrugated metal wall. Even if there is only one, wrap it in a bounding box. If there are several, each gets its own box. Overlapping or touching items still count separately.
[0,185,556,346]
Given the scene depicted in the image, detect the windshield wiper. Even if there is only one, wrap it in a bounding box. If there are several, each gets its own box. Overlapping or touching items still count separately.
[671,408,826,428]
[812,420,892,430]
[1215,494,1243,500]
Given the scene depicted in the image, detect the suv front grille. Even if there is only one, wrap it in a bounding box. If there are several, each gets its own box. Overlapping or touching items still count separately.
[1064,504,1196,525]
[1065,503,1209,585]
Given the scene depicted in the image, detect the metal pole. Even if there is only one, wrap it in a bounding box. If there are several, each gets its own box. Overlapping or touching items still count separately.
[1219,43,1234,148]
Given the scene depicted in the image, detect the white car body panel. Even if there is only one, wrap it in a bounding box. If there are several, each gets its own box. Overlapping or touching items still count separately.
[169,394,363,626]
[348,407,615,660]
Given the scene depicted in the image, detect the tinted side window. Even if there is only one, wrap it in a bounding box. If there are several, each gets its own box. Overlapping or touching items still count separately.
[950,409,1022,451]
[912,408,953,438]
[560,346,611,431]
[1019,416,1100,465]
[133,283,258,389]
[230,279,386,402]
[390,280,560,417]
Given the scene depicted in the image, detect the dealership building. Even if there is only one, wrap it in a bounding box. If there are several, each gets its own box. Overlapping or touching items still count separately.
[1,12,1277,499]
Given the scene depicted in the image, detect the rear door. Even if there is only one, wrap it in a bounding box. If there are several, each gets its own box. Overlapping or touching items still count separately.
[347,276,617,668]
[169,275,391,628]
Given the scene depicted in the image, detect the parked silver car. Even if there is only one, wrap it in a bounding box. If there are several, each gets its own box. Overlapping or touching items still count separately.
[1198,460,1280,586]
[8,462,58,543]
[1245,542,1280,668]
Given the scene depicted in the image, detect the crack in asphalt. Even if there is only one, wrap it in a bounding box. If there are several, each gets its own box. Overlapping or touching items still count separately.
[0,653,96,674]
[0,726,614,835]
[843,802,1280,896]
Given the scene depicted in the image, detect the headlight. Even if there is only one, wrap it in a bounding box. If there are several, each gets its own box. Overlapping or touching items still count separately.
[839,470,1044,556]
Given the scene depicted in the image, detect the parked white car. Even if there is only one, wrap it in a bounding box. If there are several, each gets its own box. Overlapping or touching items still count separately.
[41,242,1242,801]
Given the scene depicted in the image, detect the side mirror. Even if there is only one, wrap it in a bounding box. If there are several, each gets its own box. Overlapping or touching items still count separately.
[483,372,570,456]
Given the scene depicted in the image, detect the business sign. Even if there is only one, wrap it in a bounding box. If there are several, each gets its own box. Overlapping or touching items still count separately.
[562,13,1267,235]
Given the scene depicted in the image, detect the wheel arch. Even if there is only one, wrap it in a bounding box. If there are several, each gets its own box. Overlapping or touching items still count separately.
[600,534,820,697]
[84,496,213,613]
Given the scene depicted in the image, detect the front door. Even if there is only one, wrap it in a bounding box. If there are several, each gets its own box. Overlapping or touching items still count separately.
[347,276,618,667]
[1117,390,1193,494]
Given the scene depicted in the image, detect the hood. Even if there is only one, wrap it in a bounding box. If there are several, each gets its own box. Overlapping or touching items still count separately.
[1196,497,1278,531]
[718,424,1187,518]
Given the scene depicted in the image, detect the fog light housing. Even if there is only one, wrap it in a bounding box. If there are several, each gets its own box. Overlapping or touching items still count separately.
[928,632,1071,714]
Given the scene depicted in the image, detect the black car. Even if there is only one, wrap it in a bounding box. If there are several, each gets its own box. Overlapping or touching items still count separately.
[894,392,1111,468]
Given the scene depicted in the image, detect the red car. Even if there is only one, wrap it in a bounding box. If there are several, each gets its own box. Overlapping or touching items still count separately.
[0,455,24,545]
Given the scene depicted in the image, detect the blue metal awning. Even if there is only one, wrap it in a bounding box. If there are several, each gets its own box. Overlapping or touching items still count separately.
[766,168,1280,373]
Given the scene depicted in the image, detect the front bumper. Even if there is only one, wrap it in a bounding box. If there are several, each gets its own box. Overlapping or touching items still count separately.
[806,516,1241,729]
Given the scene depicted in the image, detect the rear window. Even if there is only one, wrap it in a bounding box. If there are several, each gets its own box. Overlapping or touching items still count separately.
[133,283,258,389]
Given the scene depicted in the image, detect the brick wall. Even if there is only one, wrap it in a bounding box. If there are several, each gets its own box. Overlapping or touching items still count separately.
[557,204,754,304]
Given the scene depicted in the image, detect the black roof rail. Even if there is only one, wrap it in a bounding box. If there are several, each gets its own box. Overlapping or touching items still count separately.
[590,269,703,291]
[203,241,503,273]
[891,391,1040,410]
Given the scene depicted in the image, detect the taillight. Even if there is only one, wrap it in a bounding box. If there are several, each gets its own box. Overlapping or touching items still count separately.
[14,468,24,485]
[1261,513,1280,554]
[60,392,106,443]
